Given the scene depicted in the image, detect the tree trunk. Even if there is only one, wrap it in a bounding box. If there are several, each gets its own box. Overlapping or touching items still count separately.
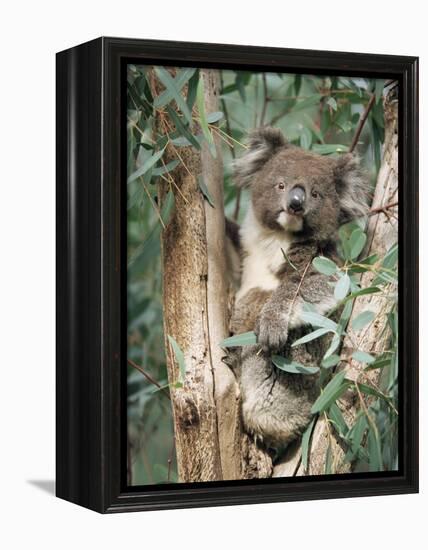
[161,69,244,482]
[274,86,398,477]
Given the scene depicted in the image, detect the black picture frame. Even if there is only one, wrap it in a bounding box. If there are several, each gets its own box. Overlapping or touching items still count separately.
[56,36,419,513]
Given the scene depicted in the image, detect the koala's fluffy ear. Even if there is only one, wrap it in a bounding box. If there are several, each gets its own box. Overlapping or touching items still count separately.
[233,126,287,188]
[334,154,370,223]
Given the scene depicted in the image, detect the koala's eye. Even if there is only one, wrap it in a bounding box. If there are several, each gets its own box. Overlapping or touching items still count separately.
[278,182,285,190]
[311,189,320,199]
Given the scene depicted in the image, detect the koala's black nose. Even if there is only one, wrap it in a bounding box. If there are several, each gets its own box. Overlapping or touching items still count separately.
[288,186,305,213]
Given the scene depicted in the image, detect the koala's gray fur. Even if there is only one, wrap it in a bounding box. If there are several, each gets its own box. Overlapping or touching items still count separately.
[227,126,369,450]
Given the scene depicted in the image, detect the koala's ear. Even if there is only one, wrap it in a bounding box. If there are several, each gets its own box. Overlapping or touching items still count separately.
[334,154,370,223]
[233,126,287,188]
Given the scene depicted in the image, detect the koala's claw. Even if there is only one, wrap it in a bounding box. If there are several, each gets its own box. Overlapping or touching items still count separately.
[255,311,289,350]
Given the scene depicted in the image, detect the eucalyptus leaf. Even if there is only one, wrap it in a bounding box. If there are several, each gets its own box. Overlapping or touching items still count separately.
[301,416,316,470]
[321,354,341,368]
[272,356,320,375]
[167,335,186,382]
[352,310,375,331]
[166,106,201,150]
[154,67,193,124]
[220,331,257,347]
[291,328,330,347]
[153,67,196,108]
[312,256,337,276]
[301,311,338,332]
[334,273,350,300]
[198,176,215,208]
[349,229,367,260]
[352,350,375,364]
[311,371,349,414]
[127,147,166,184]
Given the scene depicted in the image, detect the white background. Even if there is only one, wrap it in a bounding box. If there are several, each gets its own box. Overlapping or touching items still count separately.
[0,1,425,548]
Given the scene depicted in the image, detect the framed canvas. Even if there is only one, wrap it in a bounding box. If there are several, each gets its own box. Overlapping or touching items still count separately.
[56,37,419,513]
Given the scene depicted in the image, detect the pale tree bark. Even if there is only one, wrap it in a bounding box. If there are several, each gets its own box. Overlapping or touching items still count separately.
[274,86,398,477]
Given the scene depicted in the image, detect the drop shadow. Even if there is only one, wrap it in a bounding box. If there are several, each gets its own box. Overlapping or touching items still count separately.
[27,479,56,496]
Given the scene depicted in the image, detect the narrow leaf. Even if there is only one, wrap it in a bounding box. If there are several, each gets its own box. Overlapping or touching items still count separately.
[311,371,349,414]
[166,106,201,150]
[321,354,341,368]
[301,416,316,470]
[167,335,186,381]
[220,331,257,347]
[272,355,319,375]
[198,176,215,208]
[127,147,166,184]
[292,328,330,347]
[352,350,375,364]
[301,311,338,332]
[153,67,196,108]
[154,67,193,124]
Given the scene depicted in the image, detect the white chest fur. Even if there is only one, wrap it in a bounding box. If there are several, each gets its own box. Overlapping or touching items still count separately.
[236,206,293,301]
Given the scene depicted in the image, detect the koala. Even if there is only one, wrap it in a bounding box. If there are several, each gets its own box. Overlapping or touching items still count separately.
[227,126,369,451]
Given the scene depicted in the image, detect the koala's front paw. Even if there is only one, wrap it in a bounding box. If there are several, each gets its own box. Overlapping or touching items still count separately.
[255,307,288,350]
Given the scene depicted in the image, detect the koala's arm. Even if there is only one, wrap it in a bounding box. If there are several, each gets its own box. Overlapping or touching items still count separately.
[255,242,338,349]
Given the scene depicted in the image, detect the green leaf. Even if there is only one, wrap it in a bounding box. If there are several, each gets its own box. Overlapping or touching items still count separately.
[206,111,224,123]
[326,97,338,111]
[374,79,384,104]
[344,287,381,300]
[127,147,166,184]
[312,256,338,276]
[291,327,330,347]
[367,424,383,472]
[220,331,257,347]
[349,229,367,260]
[321,354,341,368]
[356,382,394,406]
[301,416,316,470]
[153,68,196,108]
[323,332,341,359]
[272,356,320,375]
[334,273,350,300]
[154,67,193,124]
[301,311,338,332]
[198,176,215,208]
[328,402,349,437]
[196,77,216,157]
[166,106,201,150]
[152,159,180,176]
[311,371,349,414]
[352,310,375,331]
[167,335,186,381]
[352,350,375,364]
[186,69,200,110]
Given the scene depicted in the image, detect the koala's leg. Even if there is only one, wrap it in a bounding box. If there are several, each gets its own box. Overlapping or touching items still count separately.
[239,345,319,450]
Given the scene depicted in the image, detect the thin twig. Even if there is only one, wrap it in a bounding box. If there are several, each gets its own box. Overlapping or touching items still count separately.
[127,358,171,400]
[287,258,312,323]
[260,73,269,125]
[349,93,376,153]
[368,201,398,216]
